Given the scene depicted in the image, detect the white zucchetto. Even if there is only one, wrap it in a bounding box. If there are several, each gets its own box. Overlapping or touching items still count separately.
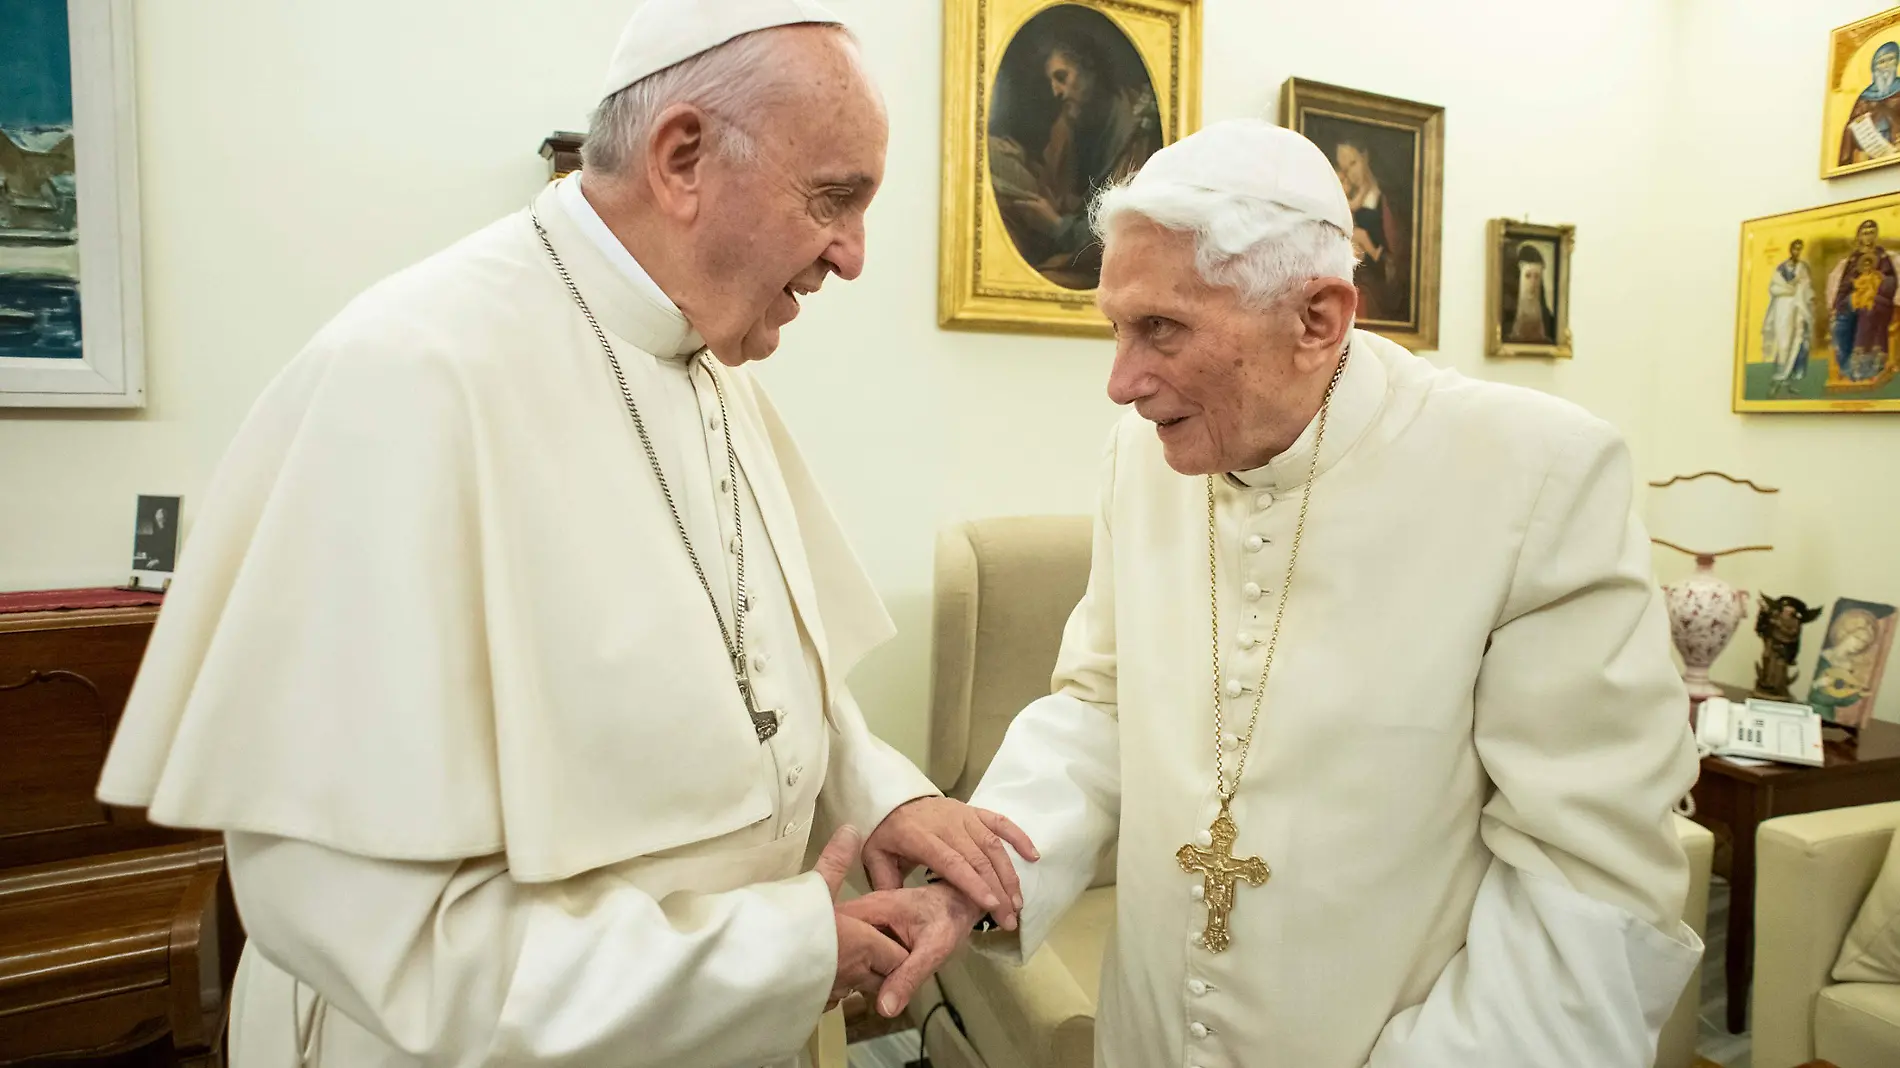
[1132,118,1355,234]
[600,0,843,100]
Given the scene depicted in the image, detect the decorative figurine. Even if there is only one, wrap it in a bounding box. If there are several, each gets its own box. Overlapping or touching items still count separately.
[1752,594,1824,700]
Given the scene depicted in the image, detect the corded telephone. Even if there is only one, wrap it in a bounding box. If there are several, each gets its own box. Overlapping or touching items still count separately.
[1694,696,1824,767]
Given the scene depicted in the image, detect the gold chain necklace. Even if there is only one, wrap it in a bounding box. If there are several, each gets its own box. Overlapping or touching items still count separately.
[1176,349,1349,953]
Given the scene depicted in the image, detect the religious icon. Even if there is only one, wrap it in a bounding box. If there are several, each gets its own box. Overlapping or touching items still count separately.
[1751,594,1824,701]
[1823,8,1900,179]
[940,0,1201,337]
[1281,78,1443,352]
[1486,220,1574,359]
[1808,599,1897,730]
[1733,191,1900,412]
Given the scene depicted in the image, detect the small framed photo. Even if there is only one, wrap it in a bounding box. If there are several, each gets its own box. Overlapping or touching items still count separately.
[1822,6,1900,180]
[1808,598,1897,730]
[129,494,180,591]
[1486,219,1574,359]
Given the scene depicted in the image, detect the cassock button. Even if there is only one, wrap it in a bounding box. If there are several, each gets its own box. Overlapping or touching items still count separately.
[1237,632,1258,649]
[1221,732,1240,751]
[1244,534,1265,553]
[1190,884,1205,901]
[718,476,731,494]
[1189,1022,1209,1040]
[1223,678,1243,698]
[751,653,769,674]
[1256,492,1274,511]
[1242,582,1263,601]
[1188,978,1209,996]
[708,415,719,431]
[1195,829,1213,848]
[787,765,802,787]
[729,536,741,554]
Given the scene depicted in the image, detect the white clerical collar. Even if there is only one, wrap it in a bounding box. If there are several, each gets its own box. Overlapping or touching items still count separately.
[558,173,680,315]
[1229,330,1389,492]
[532,179,704,358]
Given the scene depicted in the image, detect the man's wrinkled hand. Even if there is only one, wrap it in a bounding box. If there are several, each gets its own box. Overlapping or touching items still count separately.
[814,826,908,1011]
[838,882,987,1018]
[863,797,1039,931]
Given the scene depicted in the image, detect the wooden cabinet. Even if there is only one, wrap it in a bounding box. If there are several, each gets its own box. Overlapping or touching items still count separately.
[0,606,240,1067]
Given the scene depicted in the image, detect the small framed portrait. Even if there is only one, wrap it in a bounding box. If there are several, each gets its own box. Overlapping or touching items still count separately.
[1280,78,1443,352]
[1486,219,1574,359]
[1733,191,1900,413]
[938,0,1201,337]
[1822,6,1900,180]
[130,494,180,591]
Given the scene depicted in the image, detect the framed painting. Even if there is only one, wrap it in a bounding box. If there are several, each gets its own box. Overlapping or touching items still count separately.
[1733,191,1900,412]
[1486,219,1574,359]
[1281,78,1442,352]
[1823,6,1900,180]
[939,0,1201,337]
[1807,598,1896,729]
[0,0,143,408]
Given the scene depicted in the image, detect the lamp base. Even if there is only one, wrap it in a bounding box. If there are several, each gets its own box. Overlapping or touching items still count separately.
[1662,556,1750,701]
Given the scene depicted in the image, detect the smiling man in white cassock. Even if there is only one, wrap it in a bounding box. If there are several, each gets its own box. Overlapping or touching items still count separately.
[93,2,1036,1066]
[881,119,1704,1066]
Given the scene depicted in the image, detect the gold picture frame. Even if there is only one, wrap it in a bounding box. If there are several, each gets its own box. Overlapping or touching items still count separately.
[938,0,1201,337]
[1280,78,1443,352]
[1733,191,1900,413]
[1822,6,1900,180]
[1486,219,1574,360]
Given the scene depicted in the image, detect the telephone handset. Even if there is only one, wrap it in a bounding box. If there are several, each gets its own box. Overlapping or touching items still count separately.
[1694,696,1824,767]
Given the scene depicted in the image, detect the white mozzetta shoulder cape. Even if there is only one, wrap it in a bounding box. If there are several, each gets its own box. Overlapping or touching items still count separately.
[98,183,896,883]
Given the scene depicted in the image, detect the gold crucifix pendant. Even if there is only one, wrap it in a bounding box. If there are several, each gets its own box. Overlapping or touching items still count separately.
[1176,800,1271,953]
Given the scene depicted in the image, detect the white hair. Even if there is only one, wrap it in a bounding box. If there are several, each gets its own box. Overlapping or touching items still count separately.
[1089,177,1357,309]
[581,24,857,175]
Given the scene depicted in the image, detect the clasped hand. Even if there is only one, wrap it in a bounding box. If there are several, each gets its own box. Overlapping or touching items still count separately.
[815,799,1038,1019]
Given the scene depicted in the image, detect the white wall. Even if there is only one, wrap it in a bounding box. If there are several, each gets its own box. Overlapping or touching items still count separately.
[11,0,1852,763]
[1653,0,1900,722]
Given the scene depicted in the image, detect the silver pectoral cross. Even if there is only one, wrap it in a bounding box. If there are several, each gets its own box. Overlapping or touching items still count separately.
[737,671,780,742]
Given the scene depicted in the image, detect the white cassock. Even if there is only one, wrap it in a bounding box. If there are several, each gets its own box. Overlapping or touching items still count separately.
[971,329,1703,1068]
[96,175,936,1068]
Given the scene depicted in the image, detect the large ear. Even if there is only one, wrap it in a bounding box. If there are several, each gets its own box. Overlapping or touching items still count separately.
[642,102,712,222]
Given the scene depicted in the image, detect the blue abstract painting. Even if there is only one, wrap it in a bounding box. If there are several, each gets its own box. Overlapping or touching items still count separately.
[0,0,81,361]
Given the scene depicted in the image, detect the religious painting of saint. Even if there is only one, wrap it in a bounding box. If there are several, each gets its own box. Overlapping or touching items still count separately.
[1823,8,1900,179]
[940,0,1200,337]
[1807,599,1897,730]
[1281,78,1442,352]
[1485,220,1574,359]
[1734,191,1900,412]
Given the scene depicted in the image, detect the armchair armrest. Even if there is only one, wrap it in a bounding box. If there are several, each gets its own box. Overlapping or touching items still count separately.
[1751,801,1900,1068]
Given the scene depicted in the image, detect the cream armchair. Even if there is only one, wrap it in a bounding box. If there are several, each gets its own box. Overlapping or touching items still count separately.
[920,516,1710,1068]
[1753,802,1900,1068]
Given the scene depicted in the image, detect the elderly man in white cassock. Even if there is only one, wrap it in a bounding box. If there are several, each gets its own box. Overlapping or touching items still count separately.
[879,119,1704,1066]
[93,2,1033,1066]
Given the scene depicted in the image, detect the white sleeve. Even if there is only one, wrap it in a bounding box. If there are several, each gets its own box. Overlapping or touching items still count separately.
[1366,420,1702,1067]
[968,428,1124,960]
[818,685,940,840]
[225,831,836,1068]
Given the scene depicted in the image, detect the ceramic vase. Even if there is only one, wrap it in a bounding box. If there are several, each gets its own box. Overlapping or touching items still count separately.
[1662,556,1750,700]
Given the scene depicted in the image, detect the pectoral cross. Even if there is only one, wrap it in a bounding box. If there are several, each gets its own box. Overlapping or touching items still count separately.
[736,670,780,742]
[1176,802,1271,953]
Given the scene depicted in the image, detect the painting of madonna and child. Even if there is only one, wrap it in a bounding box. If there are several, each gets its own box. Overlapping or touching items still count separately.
[1734,192,1900,413]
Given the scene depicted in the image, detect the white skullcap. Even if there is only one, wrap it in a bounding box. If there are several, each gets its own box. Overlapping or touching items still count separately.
[600,0,842,100]
[1131,119,1353,234]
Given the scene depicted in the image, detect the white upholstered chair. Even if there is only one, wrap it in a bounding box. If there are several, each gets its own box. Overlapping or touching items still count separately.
[918,516,1710,1068]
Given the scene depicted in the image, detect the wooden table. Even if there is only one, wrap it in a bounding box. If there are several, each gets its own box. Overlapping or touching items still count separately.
[1690,707,1900,1033]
